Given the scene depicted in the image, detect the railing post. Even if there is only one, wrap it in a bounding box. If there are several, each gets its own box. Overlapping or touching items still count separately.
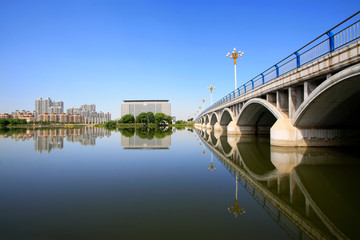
[275,65,279,77]
[295,52,300,68]
[243,84,246,93]
[251,80,254,89]
[261,74,265,84]
[233,91,236,98]
[327,31,334,52]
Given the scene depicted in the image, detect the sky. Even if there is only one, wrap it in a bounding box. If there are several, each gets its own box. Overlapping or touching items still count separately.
[0,0,358,120]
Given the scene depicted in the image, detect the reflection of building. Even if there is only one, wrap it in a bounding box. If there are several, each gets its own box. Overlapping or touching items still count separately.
[121,100,171,117]
[0,128,111,153]
[34,132,63,153]
[121,134,171,149]
[66,127,111,146]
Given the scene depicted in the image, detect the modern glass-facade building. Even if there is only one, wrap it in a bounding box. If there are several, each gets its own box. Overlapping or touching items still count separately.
[121,100,171,117]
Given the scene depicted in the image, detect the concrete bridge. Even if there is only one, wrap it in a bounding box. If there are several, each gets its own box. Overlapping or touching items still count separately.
[196,13,360,146]
[196,129,358,240]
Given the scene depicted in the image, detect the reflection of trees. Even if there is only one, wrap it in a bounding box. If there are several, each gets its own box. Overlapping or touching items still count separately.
[136,127,155,139]
[134,127,173,140]
[0,128,26,135]
[154,128,172,139]
[119,128,135,138]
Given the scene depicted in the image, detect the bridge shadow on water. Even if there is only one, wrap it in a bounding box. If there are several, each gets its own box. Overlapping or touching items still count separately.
[196,128,360,240]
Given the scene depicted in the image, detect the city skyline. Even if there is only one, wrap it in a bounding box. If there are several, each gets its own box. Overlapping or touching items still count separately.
[0,0,357,120]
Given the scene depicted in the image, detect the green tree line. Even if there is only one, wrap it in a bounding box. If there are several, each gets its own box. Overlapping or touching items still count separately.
[118,112,173,125]
[0,118,27,127]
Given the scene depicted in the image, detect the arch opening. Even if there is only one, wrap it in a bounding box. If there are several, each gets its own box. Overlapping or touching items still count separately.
[220,109,234,127]
[205,115,210,124]
[237,100,280,136]
[294,71,360,129]
[210,113,218,126]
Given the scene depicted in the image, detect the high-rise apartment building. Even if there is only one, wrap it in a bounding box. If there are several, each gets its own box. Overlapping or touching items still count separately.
[35,97,63,114]
[66,104,111,123]
[121,100,171,117]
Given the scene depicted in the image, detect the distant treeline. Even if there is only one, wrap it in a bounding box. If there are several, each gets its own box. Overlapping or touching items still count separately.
[104,112,173,129]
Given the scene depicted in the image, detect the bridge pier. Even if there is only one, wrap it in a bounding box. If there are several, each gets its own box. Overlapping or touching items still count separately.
[270,118,360,147]
[214,122,226,132]
[227,121,241,135]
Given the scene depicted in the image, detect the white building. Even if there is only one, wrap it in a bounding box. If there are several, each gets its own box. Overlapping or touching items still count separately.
[121,100,171,117]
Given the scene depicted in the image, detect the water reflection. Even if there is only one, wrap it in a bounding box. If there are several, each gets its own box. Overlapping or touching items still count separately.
[120,127,172,149]
[196,128,360,240]
[0,127,175,152]
[0,128,111,153]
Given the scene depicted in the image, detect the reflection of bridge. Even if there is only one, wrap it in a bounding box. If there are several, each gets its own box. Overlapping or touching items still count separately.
[196,128,358,240]
[196,13,360,147]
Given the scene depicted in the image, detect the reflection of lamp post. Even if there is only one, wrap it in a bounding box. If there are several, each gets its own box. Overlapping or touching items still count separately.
[208,84,215,105]
[208,152,216,172]
[226,48,244,90]
[228,176,245,217]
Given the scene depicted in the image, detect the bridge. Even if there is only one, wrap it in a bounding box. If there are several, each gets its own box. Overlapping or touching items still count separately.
[195,12,360,146]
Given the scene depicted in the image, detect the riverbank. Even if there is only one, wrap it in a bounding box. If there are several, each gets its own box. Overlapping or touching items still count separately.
[95,122,195,129]
[1,123,97,129]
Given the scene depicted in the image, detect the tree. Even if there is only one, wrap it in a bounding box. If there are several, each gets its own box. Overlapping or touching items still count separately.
[0,118,10,127]
[136,112,148,124]
[187,118,193,122]
[146,112,155,124]
[154,113,172,125]
[154,113,166,124]
[119,114,135,123]
[104,120,117,129]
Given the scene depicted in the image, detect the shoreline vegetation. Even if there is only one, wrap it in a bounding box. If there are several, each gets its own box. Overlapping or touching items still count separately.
[0,113,195,130]
[98,112,195,130]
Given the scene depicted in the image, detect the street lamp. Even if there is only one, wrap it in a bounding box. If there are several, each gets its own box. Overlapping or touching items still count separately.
[228,176,245,217]
[208,84,215,105]
[208,152,216,172]
[226,48,244,90]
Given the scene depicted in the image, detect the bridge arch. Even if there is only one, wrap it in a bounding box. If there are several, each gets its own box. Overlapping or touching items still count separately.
[219,108,235,126]
[237,98,285,135]
[293,64,360,128]
[210,113,219,126]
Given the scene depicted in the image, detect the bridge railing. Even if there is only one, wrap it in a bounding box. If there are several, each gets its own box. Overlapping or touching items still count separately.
[197,11,360,119]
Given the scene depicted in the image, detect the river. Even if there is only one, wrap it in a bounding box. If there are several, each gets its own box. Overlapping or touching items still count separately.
[0,127,358,239]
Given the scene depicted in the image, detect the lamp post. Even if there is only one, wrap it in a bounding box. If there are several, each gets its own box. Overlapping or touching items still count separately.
[226,48,244,90]
[228,176,245,217]
[208,152,216,172]
[208,84,215,105]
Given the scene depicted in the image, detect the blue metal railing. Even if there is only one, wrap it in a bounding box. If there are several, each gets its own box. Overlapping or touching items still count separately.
[197,11,360,119]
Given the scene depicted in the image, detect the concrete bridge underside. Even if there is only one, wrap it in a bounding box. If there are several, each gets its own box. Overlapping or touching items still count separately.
[196,41,360,147]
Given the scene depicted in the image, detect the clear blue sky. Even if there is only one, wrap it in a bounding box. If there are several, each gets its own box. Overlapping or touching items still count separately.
[0,0,358,120]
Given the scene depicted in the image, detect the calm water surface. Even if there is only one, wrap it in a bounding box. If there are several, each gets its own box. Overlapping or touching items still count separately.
[0,127,359,239]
